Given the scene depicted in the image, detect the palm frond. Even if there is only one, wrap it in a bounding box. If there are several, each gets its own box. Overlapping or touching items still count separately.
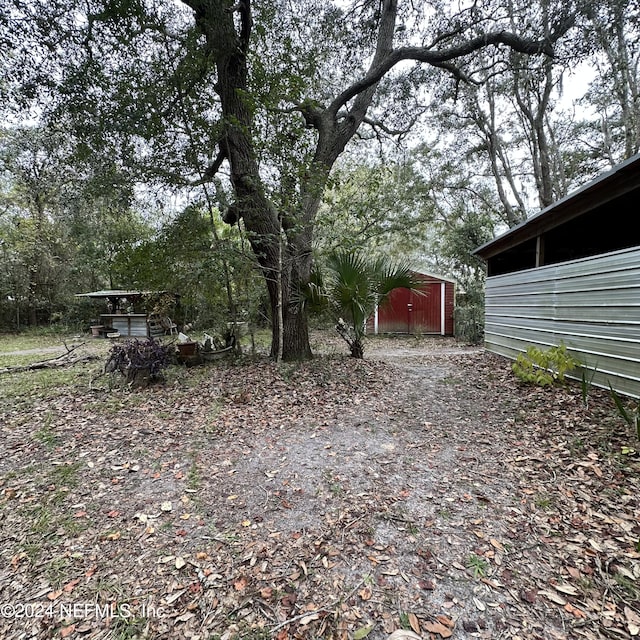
[295,266,328,313]
[325,249,421,326]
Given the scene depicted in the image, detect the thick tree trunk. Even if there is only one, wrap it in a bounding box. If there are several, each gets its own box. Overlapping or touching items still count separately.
[186,0,309,359]
[282,304,311,360]
[187,0,401,361]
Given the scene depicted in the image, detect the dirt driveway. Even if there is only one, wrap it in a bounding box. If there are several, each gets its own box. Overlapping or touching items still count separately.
[0,335,638,640]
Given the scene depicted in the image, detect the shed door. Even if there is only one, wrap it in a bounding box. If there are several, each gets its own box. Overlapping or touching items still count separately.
[409,283,441,333]
[377,283,442,333]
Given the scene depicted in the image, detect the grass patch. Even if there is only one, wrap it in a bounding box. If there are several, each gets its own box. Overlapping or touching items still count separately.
[465,554,490,578]
[614,571,639,599]
[0,353,53,368]
[0,331,79,353]
[534,494,554,510]
[35,415,61,449]
[187,453,201,490]
[0,366,96,408]
[30,505,54,535]
[20,542,43,564]
[45,556,72,589]
[84,392,147,413]
[109,615,149,640]
[50,462,82,489]
[59,514,90,537]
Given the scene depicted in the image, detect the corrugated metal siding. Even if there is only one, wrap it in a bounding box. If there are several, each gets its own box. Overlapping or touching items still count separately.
[484,246,640,398]
[409,283,441,333]
[111,316,149,337]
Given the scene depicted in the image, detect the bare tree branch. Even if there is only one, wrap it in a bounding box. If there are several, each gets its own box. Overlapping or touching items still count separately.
[360,114,419,139]
[191,145,228,185]
[328,22,574,116]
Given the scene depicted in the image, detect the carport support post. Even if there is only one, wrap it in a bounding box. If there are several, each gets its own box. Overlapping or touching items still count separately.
[536,236,545,267]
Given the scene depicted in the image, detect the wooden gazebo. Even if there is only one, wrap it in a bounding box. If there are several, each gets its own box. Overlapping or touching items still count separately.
[76,290,178,337]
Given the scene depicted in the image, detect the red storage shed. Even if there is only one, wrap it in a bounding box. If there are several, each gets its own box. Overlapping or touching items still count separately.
[368,271,455,335]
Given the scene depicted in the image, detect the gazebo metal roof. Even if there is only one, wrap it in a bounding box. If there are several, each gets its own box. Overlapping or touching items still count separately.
[75,290,176,299]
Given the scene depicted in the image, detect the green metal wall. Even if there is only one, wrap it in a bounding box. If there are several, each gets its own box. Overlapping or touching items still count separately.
[484,246,640,398]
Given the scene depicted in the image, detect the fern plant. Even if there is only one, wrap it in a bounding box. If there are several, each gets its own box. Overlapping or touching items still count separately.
[512,343,579,387]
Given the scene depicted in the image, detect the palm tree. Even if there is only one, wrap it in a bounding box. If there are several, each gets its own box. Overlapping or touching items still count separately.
[317,250,422,358]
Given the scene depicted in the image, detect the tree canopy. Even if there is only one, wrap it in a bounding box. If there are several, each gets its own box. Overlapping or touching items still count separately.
[1,0,638,351]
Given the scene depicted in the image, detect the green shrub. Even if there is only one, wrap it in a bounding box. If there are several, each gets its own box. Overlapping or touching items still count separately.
[512,343,579,387]
[454,303,484,344]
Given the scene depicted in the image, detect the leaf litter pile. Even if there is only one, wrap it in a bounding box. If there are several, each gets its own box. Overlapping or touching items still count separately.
[0,335,639,640]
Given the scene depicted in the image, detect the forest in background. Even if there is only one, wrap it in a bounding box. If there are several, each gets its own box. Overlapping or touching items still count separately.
[0,0,638,348]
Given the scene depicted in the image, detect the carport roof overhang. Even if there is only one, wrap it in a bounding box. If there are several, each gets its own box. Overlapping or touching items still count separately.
[473,152,640,261]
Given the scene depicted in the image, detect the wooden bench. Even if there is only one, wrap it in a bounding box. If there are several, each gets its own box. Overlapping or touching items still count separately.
[147,315,165,338]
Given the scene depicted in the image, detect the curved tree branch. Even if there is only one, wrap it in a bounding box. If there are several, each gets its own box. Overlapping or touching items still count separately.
[328,24,574,117]
[191,144,228,185]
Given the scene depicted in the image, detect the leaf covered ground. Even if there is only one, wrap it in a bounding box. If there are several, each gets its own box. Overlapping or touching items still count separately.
[0,334,639,640]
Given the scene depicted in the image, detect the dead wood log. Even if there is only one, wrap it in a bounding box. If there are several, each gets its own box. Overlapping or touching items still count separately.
[0,344,97,376]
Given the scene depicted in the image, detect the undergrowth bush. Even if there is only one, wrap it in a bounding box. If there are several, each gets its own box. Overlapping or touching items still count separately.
[105,338,173,387]
[454,304,484,344]
[512,343,579,387]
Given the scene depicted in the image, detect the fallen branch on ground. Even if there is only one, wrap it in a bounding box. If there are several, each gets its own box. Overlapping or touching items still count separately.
[0,343,97,375]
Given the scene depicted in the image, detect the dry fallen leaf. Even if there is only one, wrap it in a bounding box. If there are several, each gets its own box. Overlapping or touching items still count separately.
[423,621,453,638]
[63,578,80,593]
[554,583,579,595]
[539,590,567,606]
[564,603,587,618]
[625,606,640,636]
[299,613,320,626]
[386,631,422,640]
[158,555,175,564]
[490,538,504,551]
[233,576,248,591]
[359,586,372,601]
[436,615,454,628]
[408,613,421,635]
[566,566,581,579]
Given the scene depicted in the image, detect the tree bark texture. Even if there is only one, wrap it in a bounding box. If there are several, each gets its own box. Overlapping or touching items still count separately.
[184,0,306,359]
